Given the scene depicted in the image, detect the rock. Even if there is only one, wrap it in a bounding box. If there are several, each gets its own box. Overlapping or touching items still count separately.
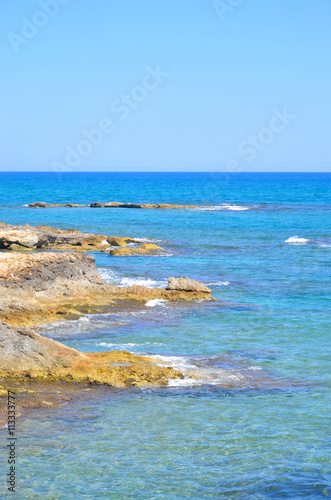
[109,243,164,256]
[0,252,214,326]
[0,229,40,249]
[28,201,47,208]
[167,276,211,293]
[0,252,113,325]
[107,236,140,247]
[28,201,200,209]
[104,202,125,207]
[0,320,183,387]
[121,203,144,208]
[0,223,109,252]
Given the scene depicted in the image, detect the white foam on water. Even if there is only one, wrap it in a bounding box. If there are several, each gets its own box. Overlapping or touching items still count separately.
[97,267,167,288]
[207,281,230,286]
[221,204,250,211]
[101,239,109,246]
[23,204,29,207]
[195,204,250,211]
[97,268,118,282]
[133,237,163,243]
[151,354,244,387]
[145,299,168,307]
[285,236,310,244]
[98,342,164,349]
[121,277,157,287]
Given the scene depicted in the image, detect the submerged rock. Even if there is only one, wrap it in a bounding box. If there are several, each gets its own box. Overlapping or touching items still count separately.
[109,243,164,256]
[167,276,212,293]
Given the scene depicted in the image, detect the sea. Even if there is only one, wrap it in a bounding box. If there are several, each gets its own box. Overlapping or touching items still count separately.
[0,171,330,499]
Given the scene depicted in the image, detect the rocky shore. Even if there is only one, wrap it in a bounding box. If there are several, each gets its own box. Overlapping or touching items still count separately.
[0,222,164,255]
[0,320,183,387]
[0,220,214,418]
[0,320,184,426]
[0,251,213,326]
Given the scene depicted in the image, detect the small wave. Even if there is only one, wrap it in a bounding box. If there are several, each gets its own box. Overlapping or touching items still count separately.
[23,204,29,207]
[98,341,165,349]
[101,239,110,246]
[133,237,163,243]
[207,281,230,286]
[145,299,168,307]
[151,354,243,387]
[196,204,250,211]
[97,267,167,288]
[285,236,310,244]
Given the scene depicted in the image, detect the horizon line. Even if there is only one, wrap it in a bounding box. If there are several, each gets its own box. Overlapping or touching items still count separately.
[0,171,330,174]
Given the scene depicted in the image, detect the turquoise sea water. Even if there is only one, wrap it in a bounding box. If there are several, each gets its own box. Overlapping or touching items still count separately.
[0,172,330,499]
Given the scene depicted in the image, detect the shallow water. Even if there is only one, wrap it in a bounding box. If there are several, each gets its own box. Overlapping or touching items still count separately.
[0,172,330,498]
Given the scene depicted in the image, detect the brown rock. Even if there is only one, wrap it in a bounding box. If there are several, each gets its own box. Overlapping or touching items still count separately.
[0,320,184,387]
[28,201,47,208]
[167,276,211,293]
[0,222,109,252]
[0,252,214,326]
[104,202,125,207]
[90,202,105,207]
[109,243,164,256]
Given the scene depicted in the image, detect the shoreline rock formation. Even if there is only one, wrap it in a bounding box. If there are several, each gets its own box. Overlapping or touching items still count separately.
[0,320,183,388]
[0,222,149,253]
[109,243,164,256]
[0,251,214,326]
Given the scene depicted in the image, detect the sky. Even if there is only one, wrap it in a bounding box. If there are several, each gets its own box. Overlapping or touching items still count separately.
[1,0,330,172]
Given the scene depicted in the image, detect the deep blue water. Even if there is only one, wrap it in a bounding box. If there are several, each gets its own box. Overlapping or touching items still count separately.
[0,172,330,499]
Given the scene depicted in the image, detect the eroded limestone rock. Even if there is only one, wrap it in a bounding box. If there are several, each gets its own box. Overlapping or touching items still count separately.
[109,243,164,256]
[167,276,212,293]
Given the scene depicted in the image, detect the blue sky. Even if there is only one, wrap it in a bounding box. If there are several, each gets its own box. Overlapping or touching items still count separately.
[1,0,330,172]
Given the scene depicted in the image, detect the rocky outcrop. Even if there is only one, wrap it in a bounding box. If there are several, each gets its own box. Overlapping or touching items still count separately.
[0,252,115,325]
[0,252,214,326]
[92,202,197,209]
[109,243,164,256]
[0,320,183,387]
[29,202,86,208]
[0,223,141,253]
[167,276,212,293]
[28,201,47,208]
[28,201,198,209]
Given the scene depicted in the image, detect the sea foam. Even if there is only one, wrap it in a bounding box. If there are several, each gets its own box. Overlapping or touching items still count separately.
[285,236,310,244]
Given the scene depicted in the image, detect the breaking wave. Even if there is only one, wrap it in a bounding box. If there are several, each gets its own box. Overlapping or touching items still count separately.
[285,236,310,244]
